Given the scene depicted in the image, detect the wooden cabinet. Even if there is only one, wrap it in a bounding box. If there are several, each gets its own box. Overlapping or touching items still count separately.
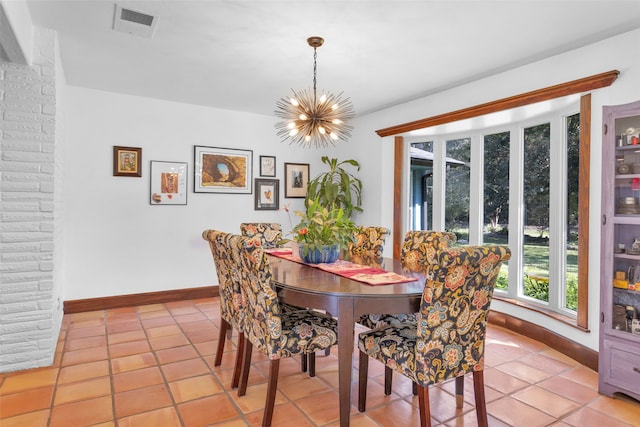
[600,100,640,402]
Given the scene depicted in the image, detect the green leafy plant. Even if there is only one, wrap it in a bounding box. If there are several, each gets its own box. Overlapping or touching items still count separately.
[306,156,362,219]
[292,198,356,255]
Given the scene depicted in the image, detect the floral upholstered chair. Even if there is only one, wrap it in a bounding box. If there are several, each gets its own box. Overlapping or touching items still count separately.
[348,226,390,257]
[240,222,282,248]
[202,229,247,388]
[358,230,459,396]
[357,245,511,427]
[358,230,457,330]
[401,230,458,270]
[235,238,338,427]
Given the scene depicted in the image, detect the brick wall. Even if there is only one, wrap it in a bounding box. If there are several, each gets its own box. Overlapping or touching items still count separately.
[0,28,62,373]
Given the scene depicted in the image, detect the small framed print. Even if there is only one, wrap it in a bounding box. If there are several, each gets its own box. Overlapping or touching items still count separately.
[113,146,142,177]
[194,145,252,194]
[284,162,309,198]
[150,161,187,205]
[260,155,276,177]
[254,178,279,210]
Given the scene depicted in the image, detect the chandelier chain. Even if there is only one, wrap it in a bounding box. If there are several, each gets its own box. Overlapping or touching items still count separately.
[312,47,318,106]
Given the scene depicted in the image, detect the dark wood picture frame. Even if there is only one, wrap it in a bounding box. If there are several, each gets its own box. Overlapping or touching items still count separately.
[113,146,142,177]
[254,178,279,210]
[260,155,276,177]
[284,162,309,198]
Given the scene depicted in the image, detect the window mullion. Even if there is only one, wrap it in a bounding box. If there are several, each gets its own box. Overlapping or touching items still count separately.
[432,138,446,231]
[509,126,525,299]
[549,116,565,310]
[469,135,484,245]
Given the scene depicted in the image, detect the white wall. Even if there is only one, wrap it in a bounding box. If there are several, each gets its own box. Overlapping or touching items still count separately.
[62,87,333,300]
[351,28,640,351]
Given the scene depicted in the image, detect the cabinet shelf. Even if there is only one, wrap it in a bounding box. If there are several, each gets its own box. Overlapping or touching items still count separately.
[614,252,640,260]
[612,215,640,224]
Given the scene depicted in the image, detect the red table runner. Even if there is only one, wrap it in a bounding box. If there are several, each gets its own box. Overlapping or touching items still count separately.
[265,248,418,286]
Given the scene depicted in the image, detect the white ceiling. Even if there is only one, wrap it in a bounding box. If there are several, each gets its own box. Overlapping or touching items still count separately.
[23,0,640,117]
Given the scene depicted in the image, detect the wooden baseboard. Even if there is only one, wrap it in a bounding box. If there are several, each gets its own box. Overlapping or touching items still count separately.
[63,286,220,314]
[488,311,598,371]
[63,288,597,371]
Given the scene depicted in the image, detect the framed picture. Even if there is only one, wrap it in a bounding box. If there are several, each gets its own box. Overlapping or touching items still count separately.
[284,162,309,198]
[254,178,279,210]
[260,155,276,177]
[113,146,142,177]
[194,146,252,194]
[149,161,187,205]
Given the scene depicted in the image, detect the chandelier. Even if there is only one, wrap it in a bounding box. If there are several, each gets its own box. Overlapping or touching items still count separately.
[275,36,355,148]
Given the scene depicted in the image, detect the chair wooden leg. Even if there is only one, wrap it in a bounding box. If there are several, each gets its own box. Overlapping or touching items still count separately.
[263,359,280,427]
[412,381,418,396]
[301,354,307,372]
[384,366,392,396]
[237,340,253,397]
[416,384,431,427]
[455,375,464,408]
[214,319,230,367]
[358,351,369,412]
[231,332,245,389]
[472,370,488,427]
[308,352,316,377]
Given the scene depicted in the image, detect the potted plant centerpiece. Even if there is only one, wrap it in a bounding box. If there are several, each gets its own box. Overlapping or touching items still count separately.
[292,198,356,263]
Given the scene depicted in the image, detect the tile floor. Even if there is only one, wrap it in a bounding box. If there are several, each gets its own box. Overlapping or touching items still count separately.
[1,297,639,426]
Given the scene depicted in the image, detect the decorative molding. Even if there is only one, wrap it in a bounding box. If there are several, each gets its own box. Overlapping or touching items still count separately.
[376,70,619,137]
[63,287,219,314]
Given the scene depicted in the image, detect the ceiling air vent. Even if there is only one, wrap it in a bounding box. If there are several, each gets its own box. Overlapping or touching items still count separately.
[113,4,158,38]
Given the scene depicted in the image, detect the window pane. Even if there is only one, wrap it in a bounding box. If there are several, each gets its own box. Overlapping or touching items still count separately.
[566,114,580,311]
[523,123,550,302]
[484,131,510,290]
[410,142,434,230]
[445,138,470,241]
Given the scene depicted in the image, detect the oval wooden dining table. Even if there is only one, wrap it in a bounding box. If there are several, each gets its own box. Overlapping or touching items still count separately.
[267,255,426,427]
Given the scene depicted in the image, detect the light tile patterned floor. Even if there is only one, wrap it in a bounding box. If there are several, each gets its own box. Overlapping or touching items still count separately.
[1,297,639,426]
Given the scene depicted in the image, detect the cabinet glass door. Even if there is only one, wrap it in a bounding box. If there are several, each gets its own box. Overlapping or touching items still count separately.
[612,114,640,334]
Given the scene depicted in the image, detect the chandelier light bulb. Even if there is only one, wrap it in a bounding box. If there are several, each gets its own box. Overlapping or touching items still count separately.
[274,36,355,148]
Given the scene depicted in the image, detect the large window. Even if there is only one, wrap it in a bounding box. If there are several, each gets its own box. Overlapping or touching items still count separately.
[445,138,470,239]
[412,108,580,317]
[483,131,510,290]
[523,123,551,303]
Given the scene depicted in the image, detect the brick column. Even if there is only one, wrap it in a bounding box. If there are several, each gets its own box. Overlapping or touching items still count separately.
[1,28,62,372]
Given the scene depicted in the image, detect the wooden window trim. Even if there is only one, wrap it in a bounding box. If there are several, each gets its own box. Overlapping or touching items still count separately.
[387,71,618,329]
